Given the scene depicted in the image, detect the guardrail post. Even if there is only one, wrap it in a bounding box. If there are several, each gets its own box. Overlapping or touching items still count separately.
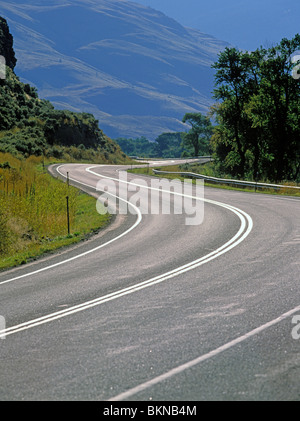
[66,196,70,235]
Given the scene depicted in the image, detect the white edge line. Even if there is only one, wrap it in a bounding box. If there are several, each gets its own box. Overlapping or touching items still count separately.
[0,165,143,285]
[2,164,297,400]
[0,205,251,338]
[0,164,253,338]
[0,163,246,285]
[0,213,251,339]
[109,304,300,401]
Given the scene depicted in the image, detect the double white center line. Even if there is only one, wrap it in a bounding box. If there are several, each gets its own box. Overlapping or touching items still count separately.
[0,165,252,340]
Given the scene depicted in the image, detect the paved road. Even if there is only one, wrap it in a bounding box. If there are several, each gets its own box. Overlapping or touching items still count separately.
[0,161,299,401]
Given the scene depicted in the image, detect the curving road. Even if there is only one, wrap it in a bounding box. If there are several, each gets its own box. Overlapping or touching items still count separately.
[0,161,299,401]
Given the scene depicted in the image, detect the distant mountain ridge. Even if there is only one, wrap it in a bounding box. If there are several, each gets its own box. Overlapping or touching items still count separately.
[0,0,229,140]
[0,16,127,162]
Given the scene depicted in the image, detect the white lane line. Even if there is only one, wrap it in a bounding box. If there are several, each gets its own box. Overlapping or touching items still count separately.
[87,165,253,258]
[0,165,253,339]
[0,204,250,339]
[109,303,300,401]
[87,165,253,256]
[0,165,142,286]
[273,197,300,203]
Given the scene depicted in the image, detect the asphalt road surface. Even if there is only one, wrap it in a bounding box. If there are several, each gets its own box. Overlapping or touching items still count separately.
[0,160,299,401]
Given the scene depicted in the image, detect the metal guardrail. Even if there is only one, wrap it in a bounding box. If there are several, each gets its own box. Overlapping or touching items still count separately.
[152,169,300,191]
[129,156,212,161]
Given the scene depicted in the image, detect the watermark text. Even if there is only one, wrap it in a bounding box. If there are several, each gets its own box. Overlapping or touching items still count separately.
[291,51,300,80]
[96,172,204,226]
[292,315,300,340]
[0,315,6,339]
[0,55,6,80]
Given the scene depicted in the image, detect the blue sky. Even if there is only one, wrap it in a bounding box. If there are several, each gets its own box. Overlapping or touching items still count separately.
[133,0,300,51]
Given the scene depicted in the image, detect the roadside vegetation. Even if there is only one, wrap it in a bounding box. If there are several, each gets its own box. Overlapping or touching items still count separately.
[0,17,132,270]
[0,152,111,270]
[211,35,300,183]
[0,63,129,164]
[0,17,299,270]
[129,161,300,197]
[115,133,189,159]
[120,34,300,187]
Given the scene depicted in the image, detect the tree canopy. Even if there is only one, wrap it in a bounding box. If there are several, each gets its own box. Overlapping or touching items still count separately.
[115,132,186,158]
[182,113,212,157]
[211,35,300,182]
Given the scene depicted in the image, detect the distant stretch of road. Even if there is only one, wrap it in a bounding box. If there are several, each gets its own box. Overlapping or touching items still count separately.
[0,159,299,401]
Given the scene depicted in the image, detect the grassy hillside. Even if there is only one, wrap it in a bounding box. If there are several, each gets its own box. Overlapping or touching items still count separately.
[0,17,130,269]
[0,65,128,163]
[0,1,229,140]
[0,16,129,163]
[0,152,112,270]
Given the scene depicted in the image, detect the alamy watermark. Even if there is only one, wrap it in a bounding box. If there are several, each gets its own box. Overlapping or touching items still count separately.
[96,172,204,226]
[291,51,300,80]
[291,315,300,340]
[0,55,6,80]
[0,315,6,340]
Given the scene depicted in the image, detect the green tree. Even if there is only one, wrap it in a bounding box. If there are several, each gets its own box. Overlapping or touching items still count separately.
[246,37,300,181]
[154,132,184,158]
[211,35,300,182]
[182,113,213,157]
[212,47,252,177]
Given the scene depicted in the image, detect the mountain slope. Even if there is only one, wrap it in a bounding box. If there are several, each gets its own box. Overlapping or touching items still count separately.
[0,16,126,162]
[0,0,229,140]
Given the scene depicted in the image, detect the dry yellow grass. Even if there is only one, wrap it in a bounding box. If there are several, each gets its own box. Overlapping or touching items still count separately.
[0,152,110,268]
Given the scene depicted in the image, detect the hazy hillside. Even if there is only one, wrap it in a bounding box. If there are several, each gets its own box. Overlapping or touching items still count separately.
[0,0,229,140]
[0,16,126,163]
